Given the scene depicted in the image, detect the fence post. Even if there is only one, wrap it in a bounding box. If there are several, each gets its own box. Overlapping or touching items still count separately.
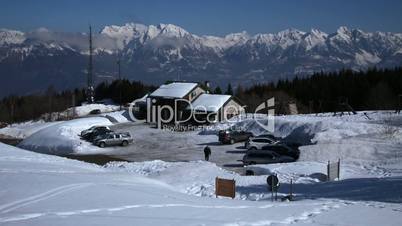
[215,177,218,198]
[271,176,274,202]
[232,179,235,199]
[327,161,330,181]
[290,179,293,199]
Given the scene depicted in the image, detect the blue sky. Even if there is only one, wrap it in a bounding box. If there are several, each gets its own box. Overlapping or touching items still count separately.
[1,0,402,35]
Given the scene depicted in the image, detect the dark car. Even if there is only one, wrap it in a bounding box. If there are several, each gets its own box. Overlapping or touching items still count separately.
[255,133,282,141]
[0,122,7,129]
[261,144,300,159]
[242,150,295,166]
[89,109,101,115]
[219,129,253,144]
[80,126,112,141]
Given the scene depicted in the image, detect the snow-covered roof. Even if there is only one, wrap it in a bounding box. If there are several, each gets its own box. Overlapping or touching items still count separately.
[188,94,232,112]
[150,82,198,98]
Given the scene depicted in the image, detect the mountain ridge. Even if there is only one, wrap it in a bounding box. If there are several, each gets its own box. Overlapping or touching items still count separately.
[0,23,401,97]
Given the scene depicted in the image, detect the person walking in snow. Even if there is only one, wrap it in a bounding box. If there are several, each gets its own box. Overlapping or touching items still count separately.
[204,146,211,161]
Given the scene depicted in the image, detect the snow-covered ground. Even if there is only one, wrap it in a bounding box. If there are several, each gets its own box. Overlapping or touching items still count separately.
[0,120,63,139]
[3,111,402,171]
[0,109,131,155]
[67,103,120,117]
[104,159,402,202]
[101,110,132,123]
[0,103,124,140]
[16,117,114,155]
[1,142,402,225]
[1,111,402,224]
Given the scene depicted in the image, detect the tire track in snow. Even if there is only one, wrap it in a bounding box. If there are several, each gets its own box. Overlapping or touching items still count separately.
[0,203,275,223]
[0,201,339,223]
[0,183,93,214]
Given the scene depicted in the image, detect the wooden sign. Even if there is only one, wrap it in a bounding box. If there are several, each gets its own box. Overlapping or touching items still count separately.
[215,177,235,199]
[327,159,340,181]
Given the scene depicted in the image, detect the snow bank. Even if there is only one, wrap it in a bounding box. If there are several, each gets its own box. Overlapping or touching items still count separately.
[222,111,400,143]
[0,120,63,139]
[105,160,237,197]
[246,161,391,183]
[205,111,402,162]
[101,110,131,123]
[18,117,113,155]
[104,157,402,203]
[67,103,120,117]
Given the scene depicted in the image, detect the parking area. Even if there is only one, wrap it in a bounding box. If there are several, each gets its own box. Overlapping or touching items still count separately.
[81,122,250,172]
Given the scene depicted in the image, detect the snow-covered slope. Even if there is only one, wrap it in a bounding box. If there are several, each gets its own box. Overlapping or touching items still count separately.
[18,117,113,155]
[1,141,402,225]
[0,29,25,45]
[0,120,62,139]
[101,23,148,49]
[66,103,120,117]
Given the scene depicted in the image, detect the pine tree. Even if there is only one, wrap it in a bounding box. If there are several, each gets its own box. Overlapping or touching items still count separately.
[214,86,222,94]
[225,83,233,95]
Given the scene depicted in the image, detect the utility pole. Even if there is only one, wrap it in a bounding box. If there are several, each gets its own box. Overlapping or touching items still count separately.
[86,25,94,104]
[117,53,122,110]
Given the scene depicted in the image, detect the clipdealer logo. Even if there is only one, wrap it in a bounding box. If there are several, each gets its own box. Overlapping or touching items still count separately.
[254,97,275,133]
[128,97,275,132]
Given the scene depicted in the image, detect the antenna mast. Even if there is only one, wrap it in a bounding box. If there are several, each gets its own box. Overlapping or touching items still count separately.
[117,52,122,110]
[86,25,94,103]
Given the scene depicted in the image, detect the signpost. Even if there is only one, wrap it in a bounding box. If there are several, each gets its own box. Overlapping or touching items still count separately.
[327,159,341,181]
[215,177,235,199]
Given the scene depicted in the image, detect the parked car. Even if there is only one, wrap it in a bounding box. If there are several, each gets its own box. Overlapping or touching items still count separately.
[261,144,300,159]
[94,132,133,148]
[0,122,7,129]
[80,126,112,141]
[245,137,279,150]
[254,133,281,140]
[218,129,253,144]
[242,150,295,166]
[89,109,101,115]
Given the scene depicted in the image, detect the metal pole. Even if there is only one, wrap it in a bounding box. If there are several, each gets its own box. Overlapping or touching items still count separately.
[87,25,94,104]
[327,160,330,181]
[290,179,293,200]
[271,176,274,202]
[117,54,122,110]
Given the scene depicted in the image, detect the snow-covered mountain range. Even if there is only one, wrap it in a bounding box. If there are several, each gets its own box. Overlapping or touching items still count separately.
[0,23,402,96]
